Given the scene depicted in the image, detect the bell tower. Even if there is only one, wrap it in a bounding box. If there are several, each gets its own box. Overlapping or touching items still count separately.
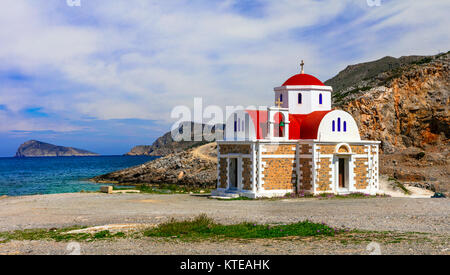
[274,61,333,115]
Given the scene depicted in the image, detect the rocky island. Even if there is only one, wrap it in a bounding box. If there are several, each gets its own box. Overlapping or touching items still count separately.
[15,140,99,157]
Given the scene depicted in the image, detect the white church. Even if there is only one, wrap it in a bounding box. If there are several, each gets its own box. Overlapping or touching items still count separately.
[212,62,380,198]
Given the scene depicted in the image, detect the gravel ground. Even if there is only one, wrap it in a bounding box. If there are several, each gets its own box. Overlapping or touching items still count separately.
[0,193,448,255]
[1,235,449,255]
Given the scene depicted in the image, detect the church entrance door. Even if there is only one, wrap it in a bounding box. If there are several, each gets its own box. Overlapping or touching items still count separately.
[338,157,348,189]
[229,158,238,189]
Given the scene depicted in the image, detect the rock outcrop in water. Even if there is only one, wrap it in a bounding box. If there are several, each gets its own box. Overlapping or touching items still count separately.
[15,140,99,157]
[93,142,217,188]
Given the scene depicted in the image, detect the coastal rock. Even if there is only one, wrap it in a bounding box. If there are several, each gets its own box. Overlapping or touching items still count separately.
[93,143,218,188]
[15,140,99,157]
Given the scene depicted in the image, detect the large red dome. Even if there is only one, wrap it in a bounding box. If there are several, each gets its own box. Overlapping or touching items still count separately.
[282,73,325,86]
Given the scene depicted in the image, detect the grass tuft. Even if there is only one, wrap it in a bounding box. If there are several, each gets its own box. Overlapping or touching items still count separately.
[143,214,341,240]
[0,227,126,243]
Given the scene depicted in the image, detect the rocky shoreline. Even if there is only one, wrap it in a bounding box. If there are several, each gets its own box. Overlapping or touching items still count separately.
[92,143,217,188]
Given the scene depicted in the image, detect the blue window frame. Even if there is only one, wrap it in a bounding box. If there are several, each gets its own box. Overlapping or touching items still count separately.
[332,120,335,132]
[319,93,323,105]
[344,121,347,132]
[280,94,283,102]
[298,93,302,104]
[234,120,237,132]
[337,117,341,131]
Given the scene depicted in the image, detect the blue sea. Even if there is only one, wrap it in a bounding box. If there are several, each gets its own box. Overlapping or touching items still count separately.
[0,156,158,196]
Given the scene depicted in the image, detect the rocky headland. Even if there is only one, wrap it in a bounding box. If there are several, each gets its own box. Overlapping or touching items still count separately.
[15,140,99,157]
[125,122,223,156]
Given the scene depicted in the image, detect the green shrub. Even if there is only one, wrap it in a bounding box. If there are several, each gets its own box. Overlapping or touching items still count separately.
[144,214,341,240]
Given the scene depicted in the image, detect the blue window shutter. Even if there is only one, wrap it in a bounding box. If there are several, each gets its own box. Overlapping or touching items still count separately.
[298,93,302,104]
[280,94,283,102]
[319,93,323,104]
[337,117,341,131]
[234,120,237,132]
[344,121,347,132]
[332,120,335,132]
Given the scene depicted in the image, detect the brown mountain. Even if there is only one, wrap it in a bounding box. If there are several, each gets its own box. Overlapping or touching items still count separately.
[125,122,224,156]
[329,51,449,193]
[15,140,99,157]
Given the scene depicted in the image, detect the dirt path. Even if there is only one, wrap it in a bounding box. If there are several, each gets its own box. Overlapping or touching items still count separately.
[191,142,217,162]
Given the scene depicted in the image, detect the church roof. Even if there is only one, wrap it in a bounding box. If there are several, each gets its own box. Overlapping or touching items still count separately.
[246,109,332,140]
[282,73,325,86]
[297,110,332,139]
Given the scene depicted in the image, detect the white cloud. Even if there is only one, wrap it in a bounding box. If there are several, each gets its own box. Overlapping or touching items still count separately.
[0,0,448,133]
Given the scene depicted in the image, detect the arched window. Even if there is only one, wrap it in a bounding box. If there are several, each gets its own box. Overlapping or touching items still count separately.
[337,117,341,132]
[298,93,302,104]
[280,94,283,102]
[319,93,323,105]
[274,112,285,138]
[234,120,237,132]
[332,120,335,132]
[343,121,347,132]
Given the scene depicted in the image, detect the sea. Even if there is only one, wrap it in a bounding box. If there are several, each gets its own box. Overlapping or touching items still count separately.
[0,155,158,196]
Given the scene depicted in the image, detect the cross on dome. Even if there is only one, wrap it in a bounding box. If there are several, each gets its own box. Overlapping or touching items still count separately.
[300,60,305,74]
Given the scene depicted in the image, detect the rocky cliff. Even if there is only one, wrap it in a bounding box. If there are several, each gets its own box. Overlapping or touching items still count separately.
[328,52,449,193]
[15,140,99,157]
[125,122,224,156]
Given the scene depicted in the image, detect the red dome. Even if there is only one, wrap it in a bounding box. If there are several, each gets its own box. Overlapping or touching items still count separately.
[282,73,324,86]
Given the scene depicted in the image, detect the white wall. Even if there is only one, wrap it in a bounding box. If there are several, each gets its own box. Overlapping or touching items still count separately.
[274,86,333,115]
[317,110,360,142]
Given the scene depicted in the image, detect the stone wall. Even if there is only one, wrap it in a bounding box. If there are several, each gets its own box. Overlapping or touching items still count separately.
[218,158,228,188]
[242,158,252,190]
[351,145,367,154]
[262,144,296,155]
[299,144,312,154]
[219,144,251,155]
[299,158,313,191]
[354,158,369,189]
[316,157,332,191]
[316,145,335,154]
[261,158,296,190]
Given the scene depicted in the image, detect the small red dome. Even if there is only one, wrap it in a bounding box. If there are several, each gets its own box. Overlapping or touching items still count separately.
[282,73,324,86]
